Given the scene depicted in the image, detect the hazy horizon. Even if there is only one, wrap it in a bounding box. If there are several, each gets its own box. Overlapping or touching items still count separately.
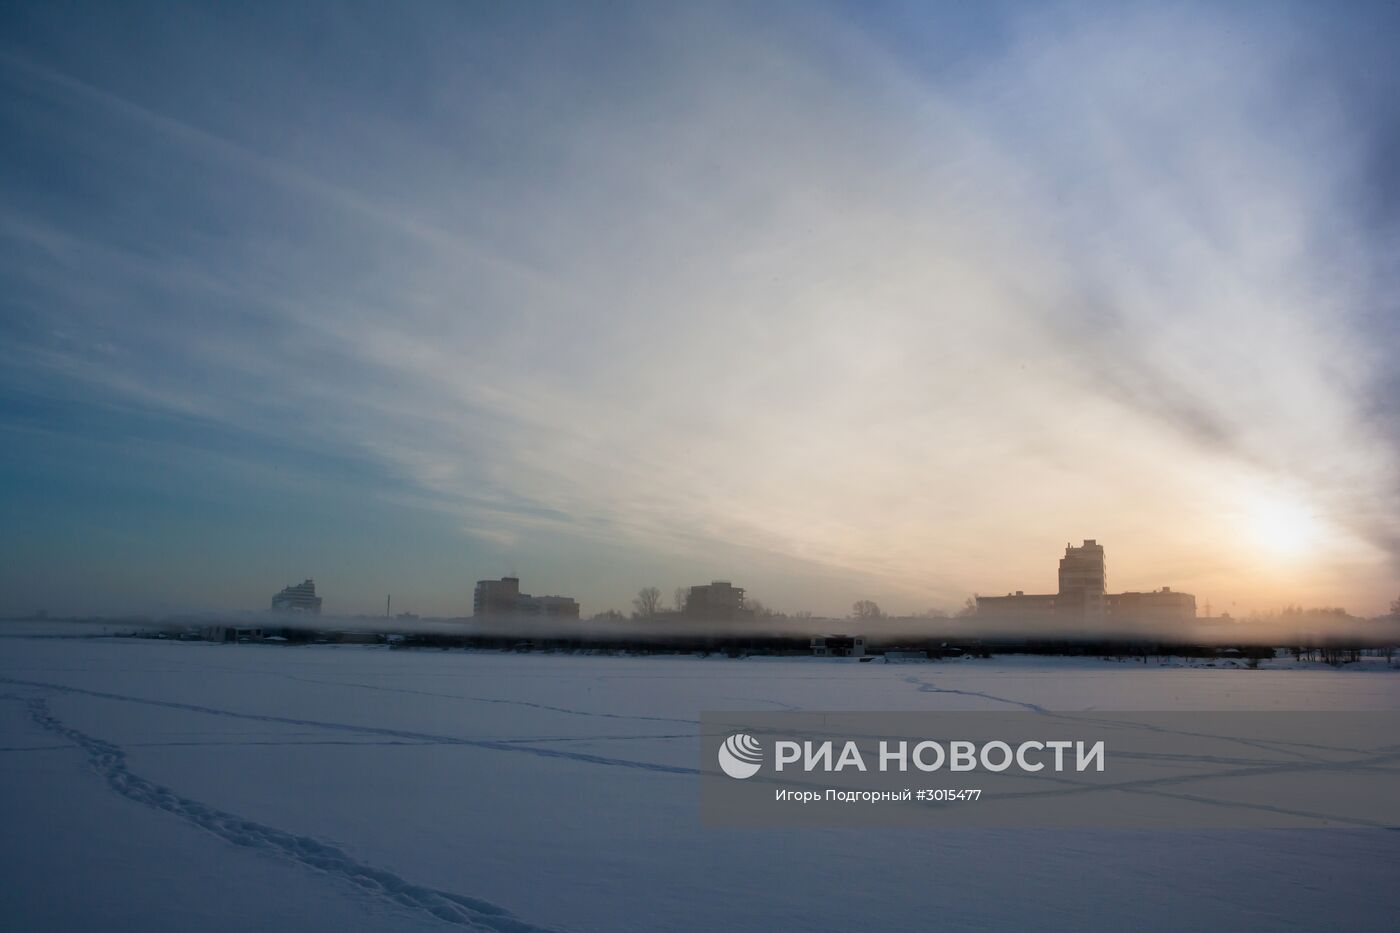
[3,1,1399,619]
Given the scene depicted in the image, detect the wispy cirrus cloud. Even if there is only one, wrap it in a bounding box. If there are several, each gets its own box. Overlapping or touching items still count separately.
[1,1,1396,615]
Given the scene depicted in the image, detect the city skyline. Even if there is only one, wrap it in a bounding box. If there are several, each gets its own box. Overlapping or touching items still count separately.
[3,2,1399,618]
[41,533,1384,622]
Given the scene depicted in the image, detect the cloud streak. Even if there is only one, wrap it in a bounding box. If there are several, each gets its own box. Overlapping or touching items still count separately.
[1,2,1397,615]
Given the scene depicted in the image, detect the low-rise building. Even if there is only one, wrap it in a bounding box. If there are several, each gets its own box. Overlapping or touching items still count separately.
[974,590,1057,621]
[811,634,866,658]
[202,625,263,643]
[519,595,581,618]
[1106,588,1197,625]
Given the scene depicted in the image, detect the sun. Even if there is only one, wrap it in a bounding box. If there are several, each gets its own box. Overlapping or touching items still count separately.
[1246,494,1321,560]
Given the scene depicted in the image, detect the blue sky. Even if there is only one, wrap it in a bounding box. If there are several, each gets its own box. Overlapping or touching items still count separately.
[3,1,1398,617]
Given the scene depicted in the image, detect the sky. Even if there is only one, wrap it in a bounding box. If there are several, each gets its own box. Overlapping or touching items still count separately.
[2,0,1398,619]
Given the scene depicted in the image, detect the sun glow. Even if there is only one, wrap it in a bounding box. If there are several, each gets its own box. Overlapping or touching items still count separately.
[1246,494,1322,560]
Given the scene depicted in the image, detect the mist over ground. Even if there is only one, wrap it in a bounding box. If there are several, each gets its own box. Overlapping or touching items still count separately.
[15,610,1399,651]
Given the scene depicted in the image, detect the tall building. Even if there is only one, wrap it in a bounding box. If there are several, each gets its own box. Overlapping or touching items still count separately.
[271,579,322,614]
[473,577,580,619]
[682,581,752,621]
[1056,539,1106,620]
[474,577,522,617]
[976,541,1194,625]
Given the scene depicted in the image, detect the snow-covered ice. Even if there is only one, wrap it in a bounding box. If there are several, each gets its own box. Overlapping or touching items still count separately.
[2,635,1398,931]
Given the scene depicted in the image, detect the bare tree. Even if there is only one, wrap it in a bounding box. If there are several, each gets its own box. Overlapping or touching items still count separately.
[955,596,978,618]
[633,586,662,619]
[851,600,883,621]
[747,598,780,620]
[1391,594,1400,617]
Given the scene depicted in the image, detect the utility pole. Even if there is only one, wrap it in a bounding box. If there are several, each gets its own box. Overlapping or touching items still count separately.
[386,594,391,618]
